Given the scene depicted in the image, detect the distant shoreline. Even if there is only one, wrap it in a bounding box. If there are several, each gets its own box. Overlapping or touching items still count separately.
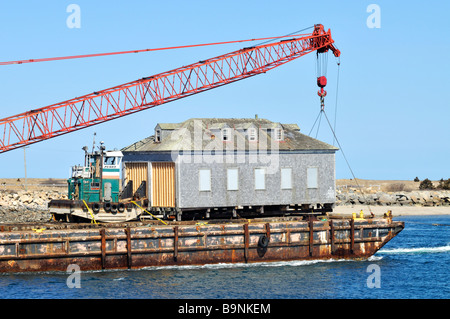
[335,178,450,216]
[0,178,449,221]
[332,204,450,217]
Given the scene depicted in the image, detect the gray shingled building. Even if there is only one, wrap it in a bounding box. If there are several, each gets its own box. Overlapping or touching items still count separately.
[121,117,338,219]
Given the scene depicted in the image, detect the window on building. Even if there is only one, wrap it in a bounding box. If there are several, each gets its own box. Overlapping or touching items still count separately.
[248,128,257,142]
[227,168,239,191]
[155,129,161,143]
[281,168,292,189]
[307,167,318,189]
[274,128,283,141]
[199,169,211,191]
[222,128,231,141]
[254,168,266,190]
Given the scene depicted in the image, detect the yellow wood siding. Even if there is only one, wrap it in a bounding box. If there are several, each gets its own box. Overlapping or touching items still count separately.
[151,162,175,207]
[125,162,148,195]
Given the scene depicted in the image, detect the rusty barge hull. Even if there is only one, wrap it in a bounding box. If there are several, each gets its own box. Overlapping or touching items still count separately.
[0,217,404,273]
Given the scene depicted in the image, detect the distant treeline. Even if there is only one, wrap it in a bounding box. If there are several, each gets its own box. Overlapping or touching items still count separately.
[415,177,450,190]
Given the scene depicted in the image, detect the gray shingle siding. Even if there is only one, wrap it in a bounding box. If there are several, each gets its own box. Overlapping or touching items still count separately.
[175,151,335,208]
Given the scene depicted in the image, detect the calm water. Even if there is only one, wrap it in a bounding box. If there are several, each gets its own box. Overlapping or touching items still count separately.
[0,215,448,299]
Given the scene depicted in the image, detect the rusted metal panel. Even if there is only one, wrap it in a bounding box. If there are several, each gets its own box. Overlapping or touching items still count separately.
[309,220,314,257]
[265,223,271,240]
[243,223,249,263]
[350,218,355,254]
[0,217,404,273]
[173,226,178,261]
[125,227,132,269]
[330,220,335,255]
[100,229,106,269]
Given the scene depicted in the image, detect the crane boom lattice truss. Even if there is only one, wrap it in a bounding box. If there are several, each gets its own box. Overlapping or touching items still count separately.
[0,24,339,153]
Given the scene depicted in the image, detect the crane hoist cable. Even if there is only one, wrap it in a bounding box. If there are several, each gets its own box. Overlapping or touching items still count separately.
[322,110,373,214]
[316,51,330,111]
[253,26,314,46]
[309,49,339,137]
[314,56,373,215]
[310,50,372,214]
[332,60,341,146]
[0,30,313,66]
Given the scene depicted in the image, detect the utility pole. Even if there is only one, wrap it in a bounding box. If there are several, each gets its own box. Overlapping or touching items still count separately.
[23,146,28,191]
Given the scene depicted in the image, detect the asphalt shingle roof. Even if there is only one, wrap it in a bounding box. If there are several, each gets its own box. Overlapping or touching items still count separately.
[122,118,338,152]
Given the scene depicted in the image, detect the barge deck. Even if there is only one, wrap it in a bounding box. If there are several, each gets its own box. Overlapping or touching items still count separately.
[0,215,404,273]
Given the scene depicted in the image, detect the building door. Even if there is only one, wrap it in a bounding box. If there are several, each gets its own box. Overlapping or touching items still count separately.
[124,162,148,196]
[151,162,175,207]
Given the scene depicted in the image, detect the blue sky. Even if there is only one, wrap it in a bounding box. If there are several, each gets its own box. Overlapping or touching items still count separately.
[0,0,448,180]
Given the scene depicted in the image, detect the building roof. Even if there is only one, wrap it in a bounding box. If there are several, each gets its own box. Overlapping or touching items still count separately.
[122,118,338,152]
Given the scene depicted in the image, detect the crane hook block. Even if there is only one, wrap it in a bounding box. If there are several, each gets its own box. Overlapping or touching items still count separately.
[317,76,327,88]
[318,88,327,97]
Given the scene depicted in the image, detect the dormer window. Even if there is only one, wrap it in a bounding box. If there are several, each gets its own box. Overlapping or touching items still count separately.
[222,128,231,141]
[155,129,161,143]
[274,128,283,141]
[248,128,257,142]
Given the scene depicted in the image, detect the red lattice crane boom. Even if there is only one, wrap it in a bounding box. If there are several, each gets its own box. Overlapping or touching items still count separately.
[0,24,339,153]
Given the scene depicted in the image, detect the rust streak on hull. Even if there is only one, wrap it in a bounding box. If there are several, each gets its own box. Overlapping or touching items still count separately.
[0,217,404,273]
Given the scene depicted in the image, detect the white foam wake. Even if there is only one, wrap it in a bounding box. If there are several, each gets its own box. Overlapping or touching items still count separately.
[140,258,357,271]
[378,245,450,255]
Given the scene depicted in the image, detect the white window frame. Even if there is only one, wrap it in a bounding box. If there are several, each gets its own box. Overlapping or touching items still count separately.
[254,168,266,190]
[274,128,283,141]
[199,169,211,192]
[307,167,318,189]
[248,128,257,142]
[222,128,231,141]
[281,167,292,189]
[227,168,239,191]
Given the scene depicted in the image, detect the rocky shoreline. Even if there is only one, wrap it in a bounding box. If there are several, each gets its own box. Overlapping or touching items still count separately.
[0,189,66,224]
[336,189,450,207]
[0,186,449,224]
